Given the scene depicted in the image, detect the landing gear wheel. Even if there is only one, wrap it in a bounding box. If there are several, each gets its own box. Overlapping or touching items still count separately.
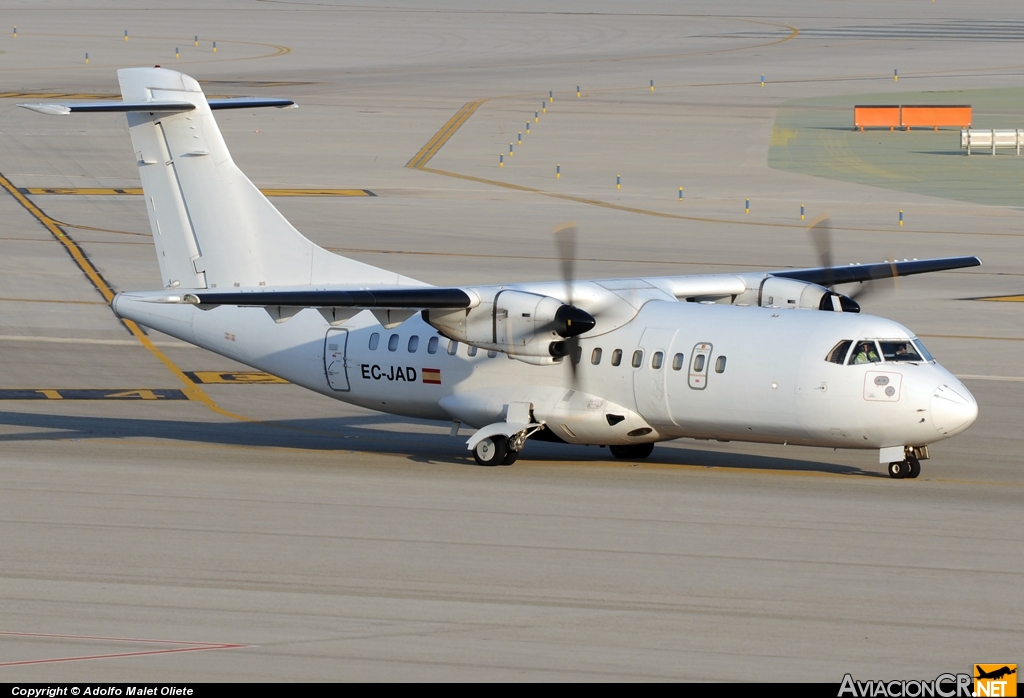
[473,437,508,466]
[888,460,911,479]
[501,446,519,466]
[907,457,921,479]
[609,443,655,460]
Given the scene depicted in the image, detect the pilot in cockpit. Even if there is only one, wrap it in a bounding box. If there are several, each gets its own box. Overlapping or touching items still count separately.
[852,341,880,364]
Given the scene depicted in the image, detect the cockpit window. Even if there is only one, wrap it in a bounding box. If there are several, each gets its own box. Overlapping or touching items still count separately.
[913,338,934,362]
[880,340,924,362]
[826,340,853,364]
[849,340,881,365]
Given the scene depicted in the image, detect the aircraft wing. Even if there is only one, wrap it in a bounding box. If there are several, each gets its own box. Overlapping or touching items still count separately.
[141,255,982,310]
[170,288,474,309]
[770,255,981,286]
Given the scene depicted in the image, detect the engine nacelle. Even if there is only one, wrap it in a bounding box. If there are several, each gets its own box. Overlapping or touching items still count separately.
[758,277,859,313]
[423,290,595,364]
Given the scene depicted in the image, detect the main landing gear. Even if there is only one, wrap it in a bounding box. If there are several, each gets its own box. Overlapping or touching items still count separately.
[888,457,922,479]
[609,443,655,460]
[472,436,520,466]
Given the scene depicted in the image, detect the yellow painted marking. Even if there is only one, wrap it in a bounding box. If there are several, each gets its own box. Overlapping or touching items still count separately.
[23,187,372,197]
[24,188,142,196]
[105,389,159,400]
[406,99,488,169]
[0,170,252,423]
[187,371,288,385]
[770,126,799,147]
[35,389,62,400]
[974,294,1024,302]
[0,174,115,304]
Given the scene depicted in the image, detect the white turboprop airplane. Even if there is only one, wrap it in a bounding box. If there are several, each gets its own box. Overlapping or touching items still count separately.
[20,68,980,478]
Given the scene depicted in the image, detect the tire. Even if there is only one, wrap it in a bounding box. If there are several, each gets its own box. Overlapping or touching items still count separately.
[609,443,655,460]
[888,461,908,479]
[907,457,921,479]
[473,437,507,466]
[631,442,655,459]
[501,448,519,466]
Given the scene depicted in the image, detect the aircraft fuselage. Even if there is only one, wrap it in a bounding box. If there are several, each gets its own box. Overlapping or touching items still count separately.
[115,294,977,454]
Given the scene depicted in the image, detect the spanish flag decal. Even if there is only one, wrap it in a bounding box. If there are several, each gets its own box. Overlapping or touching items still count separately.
[422,368,441,385]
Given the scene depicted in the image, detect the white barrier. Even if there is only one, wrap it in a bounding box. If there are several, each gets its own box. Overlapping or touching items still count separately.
[961,128,1024,155]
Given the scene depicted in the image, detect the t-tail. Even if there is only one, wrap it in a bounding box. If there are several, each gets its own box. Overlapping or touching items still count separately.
[22,67,423,292]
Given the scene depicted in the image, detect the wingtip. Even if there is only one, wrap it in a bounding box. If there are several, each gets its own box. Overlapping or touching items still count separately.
[18,103,71,116]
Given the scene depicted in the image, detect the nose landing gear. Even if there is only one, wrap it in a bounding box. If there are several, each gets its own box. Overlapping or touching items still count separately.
[888,456,921,479]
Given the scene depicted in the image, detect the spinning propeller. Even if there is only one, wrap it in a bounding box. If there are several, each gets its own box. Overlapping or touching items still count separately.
[552,221,593,378]
[808,214,896,305]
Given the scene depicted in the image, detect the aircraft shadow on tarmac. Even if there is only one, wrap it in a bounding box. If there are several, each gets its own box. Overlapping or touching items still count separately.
[0,410,879,476]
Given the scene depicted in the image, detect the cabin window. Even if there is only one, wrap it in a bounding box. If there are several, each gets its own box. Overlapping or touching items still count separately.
[693,354,706,372]
[849,340,881,365]
[826,340,853,365]
[468,345,478,357]
[715,356,727,373]
[611,349,623,367]
[368,332,380,350]
[880,340,924,363]
[487,350,498,358]
[388,334,399,352]
[408,336,419,353]
[447,340,458,355]
[631,350,643,368]
[651,351,664,370]
[427,336,439,354]
[591,348,602,365]
[672,353,685,371]
[572,346,582,364]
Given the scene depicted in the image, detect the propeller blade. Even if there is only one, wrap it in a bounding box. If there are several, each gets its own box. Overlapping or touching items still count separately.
[846,259,898,301]
[554,222,577,302]
[553,222,580,383]
[807,214,835,288]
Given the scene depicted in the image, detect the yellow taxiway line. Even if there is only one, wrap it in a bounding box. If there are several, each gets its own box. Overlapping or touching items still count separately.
[972,295,1024,302]
[406,99,488,169]
[0,170,254,422]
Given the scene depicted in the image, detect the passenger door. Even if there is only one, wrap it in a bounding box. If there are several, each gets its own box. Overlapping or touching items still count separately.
[324,328,350,391]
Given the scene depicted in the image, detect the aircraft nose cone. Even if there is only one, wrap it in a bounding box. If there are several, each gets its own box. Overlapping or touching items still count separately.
[931,382,978,436]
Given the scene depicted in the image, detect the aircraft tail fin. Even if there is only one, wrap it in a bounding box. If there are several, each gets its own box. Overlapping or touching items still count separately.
[113,67,418,290]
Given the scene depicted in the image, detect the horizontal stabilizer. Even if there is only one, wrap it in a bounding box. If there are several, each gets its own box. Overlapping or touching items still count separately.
[773,256,981,287]
[206,98,296,110]
[18,97,294,116]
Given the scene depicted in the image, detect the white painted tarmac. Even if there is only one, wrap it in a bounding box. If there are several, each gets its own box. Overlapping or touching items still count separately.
[0,1,1020,681]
